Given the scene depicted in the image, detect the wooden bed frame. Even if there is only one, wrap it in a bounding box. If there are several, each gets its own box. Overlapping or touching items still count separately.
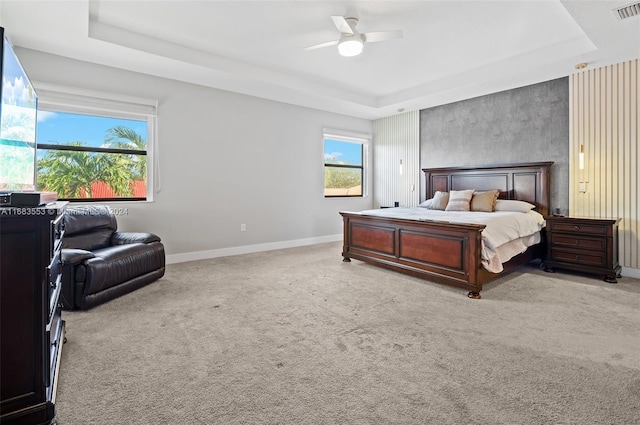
[340,162,553,298]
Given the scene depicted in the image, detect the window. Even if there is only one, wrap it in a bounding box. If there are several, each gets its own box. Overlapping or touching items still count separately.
[323,135,365,198]
[34,84,157,201]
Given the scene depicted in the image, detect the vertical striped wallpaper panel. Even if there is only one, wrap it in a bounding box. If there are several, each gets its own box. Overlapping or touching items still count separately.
[373,111,420,208]
[570,59,639,271]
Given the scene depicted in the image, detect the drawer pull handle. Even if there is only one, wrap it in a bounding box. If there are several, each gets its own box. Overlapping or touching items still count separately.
[574,225,580,230]
[575,255,580,260]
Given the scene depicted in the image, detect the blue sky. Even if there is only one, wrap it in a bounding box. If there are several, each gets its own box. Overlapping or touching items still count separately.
[324,139,362,165]
[37,111,147,148]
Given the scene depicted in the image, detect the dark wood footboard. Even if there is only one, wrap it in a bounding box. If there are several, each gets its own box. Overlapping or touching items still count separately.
[340,212,544,298]
[341,212,488,296]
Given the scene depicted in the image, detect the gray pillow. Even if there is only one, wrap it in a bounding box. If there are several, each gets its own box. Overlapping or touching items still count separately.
[418,199,433,208]
[430,191,449,210]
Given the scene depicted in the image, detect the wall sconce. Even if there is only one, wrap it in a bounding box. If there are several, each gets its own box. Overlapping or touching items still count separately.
[578,144,587,193]
[399,159,403,175]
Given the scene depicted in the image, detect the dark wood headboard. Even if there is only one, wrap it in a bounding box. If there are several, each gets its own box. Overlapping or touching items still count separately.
[422,162,553,217]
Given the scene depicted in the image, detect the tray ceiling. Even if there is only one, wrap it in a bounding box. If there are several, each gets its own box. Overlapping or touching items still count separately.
[1,1,638,119]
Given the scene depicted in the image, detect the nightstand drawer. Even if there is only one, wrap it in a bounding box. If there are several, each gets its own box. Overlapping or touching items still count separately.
[551,248,605,267]
[549,234,605,251]
[548,221,608,236]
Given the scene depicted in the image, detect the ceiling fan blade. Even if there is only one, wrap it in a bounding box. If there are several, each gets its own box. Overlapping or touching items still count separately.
[331,15,354,35]
[303,40,339,51]
[363,30,403,43]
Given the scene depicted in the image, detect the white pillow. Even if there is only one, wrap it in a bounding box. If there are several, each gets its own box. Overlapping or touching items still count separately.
[418,199,433,208]
[494,199,536,213]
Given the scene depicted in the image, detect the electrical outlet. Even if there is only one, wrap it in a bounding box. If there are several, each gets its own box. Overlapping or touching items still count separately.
[240,224,246,232]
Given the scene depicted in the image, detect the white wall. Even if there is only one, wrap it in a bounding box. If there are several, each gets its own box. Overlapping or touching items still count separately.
[373,111,420,208]
[18,48,373,262]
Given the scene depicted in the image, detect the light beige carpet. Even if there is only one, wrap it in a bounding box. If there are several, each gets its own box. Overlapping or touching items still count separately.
[55,242,640,424]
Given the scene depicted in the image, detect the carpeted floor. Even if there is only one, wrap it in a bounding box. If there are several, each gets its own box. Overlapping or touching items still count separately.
[55,242,640,424]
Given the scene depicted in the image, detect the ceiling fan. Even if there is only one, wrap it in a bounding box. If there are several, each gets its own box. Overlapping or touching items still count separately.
[304,16,403,57]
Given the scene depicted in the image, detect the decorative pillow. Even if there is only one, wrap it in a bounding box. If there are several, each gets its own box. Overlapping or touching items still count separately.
[418,199,433,208]
[494,199,536,213]
[430,191,449,210]
[470,190,500,212]
[445,189,475,211]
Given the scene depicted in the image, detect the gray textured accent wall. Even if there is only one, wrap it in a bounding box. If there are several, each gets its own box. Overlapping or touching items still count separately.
[420,77,569,213]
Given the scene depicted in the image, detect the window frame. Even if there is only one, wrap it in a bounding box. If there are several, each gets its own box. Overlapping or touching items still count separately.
[34,82,158,202]
[323,130,369,198]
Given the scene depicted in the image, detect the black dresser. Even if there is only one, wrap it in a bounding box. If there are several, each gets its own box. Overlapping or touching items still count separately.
[1,202,67,425]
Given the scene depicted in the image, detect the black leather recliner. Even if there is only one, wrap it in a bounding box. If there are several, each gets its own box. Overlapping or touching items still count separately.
[60,205,165,310]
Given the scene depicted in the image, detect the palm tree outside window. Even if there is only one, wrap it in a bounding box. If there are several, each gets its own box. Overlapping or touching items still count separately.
[36,112,149,201]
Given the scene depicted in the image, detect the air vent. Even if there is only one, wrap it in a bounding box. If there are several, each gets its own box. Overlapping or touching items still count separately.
[613,2,640,20]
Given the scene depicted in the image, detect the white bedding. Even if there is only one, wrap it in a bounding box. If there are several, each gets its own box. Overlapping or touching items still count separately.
[353,207,546,273]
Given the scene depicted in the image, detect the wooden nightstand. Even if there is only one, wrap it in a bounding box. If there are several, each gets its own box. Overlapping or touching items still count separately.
[543,216,621,283]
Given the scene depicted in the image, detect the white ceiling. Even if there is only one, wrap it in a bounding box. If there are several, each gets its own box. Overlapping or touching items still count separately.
[1,0,639,119]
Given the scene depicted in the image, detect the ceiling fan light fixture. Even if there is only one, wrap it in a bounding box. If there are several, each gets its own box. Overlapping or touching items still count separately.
[338,36,363,57]
[304,16,402,56]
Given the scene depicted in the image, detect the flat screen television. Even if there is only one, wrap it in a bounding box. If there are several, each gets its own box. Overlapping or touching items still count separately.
[0,26,38,191]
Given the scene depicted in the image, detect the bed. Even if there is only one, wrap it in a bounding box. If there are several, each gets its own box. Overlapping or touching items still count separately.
[340,161,553,298]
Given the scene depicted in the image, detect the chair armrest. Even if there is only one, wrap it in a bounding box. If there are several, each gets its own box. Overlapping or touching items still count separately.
[111,231,161,245]
[62,248,95,266]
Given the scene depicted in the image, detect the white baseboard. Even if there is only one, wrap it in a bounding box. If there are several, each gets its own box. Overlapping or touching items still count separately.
[166,234,342,265]
[167,240,640,280]
[621,267,640,280]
